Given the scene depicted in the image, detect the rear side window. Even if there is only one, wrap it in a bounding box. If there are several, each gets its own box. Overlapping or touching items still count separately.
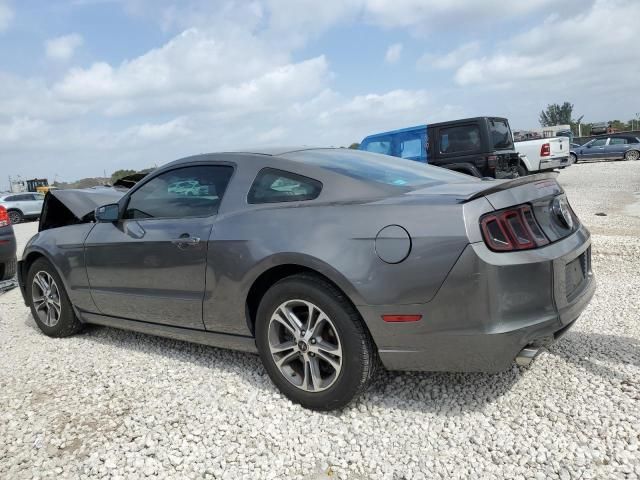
[124,165,234,219]
[248,168,322,204]
[439,125,481,154]
[609,138,628,145]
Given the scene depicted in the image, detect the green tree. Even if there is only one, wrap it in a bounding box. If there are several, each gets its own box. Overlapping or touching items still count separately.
[110,169,137,184]
[348,143,360,149]
[539,102,574,127]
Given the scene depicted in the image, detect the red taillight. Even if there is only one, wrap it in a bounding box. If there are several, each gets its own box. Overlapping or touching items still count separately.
[480,205,549,252]
[540,143,551,157]
[382,315,422,323]
[486,155,497,169]
[0,206,9,227]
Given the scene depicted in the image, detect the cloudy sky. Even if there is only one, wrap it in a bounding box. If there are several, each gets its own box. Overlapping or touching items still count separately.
[0,0,638,185]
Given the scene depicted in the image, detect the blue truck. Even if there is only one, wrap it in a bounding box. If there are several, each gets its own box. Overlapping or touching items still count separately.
[359,117,520,178]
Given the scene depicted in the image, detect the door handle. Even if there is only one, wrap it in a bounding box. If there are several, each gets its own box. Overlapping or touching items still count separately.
[171,235,201,248]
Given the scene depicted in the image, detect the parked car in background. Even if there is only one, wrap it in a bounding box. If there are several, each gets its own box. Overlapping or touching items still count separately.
[570,135,640,163]
[590,122,611,136]
[514,136,571,175]
[18,148,594,410]
[0,206,17,282]
[359,117,519,179]
[0,192,45,224]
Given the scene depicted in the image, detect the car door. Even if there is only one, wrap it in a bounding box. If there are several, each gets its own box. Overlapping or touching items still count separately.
[581,138,607,160]
[24,194,44,216]
[84,163,234,329]
[604,137,628,158]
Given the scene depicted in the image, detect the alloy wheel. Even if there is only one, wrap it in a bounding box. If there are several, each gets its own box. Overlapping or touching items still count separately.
[31,271,62,327]
[8,211,21,224]
[626,150,639,161]
[268,299,343,392]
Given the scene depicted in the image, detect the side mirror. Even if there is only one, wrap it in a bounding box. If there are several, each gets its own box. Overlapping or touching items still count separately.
[95,203,120,222]
[586,144,592,148]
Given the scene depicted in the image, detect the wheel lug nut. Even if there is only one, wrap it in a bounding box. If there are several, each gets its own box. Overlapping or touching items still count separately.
[310,339,316,344]
[309,352,315,357]
[301,330,306,336]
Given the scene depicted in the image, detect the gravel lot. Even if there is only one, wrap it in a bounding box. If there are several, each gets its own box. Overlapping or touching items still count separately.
[1,161,639,479]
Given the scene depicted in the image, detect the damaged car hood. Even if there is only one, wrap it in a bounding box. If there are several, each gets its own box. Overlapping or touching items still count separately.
[40,187,125,231]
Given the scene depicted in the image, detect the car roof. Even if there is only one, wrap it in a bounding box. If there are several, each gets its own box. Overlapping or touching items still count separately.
[360,125,427,142]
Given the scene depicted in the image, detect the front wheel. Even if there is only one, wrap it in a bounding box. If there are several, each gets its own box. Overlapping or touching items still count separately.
[570,153,578,164]
[27,258,82,337]
[255,274,376,410]
[624,150,639,161]
[516,162,528,177]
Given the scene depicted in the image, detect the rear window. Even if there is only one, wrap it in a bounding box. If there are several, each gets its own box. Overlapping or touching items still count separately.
[289,150,472,189]
[489,119,513,150]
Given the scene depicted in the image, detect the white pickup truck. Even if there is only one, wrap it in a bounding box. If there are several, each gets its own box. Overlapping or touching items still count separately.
[514,137,572,176]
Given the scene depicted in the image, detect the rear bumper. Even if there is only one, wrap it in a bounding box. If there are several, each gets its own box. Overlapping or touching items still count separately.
[540,156,571,169]
[359,226,595,372]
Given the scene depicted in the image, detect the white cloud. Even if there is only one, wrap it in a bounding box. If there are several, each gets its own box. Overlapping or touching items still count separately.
[384,43,402,64]
[0,1,13,32]
[418,41,479,70]
[453,0,637,91]
[363,0,578,31]
[45,33,84,61]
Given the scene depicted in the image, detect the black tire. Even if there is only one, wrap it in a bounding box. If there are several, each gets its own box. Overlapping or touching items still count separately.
[624,150,639,161]
[255,273,377,411]
[8,209,23,225]
[570,153,578,164]
[516,162,528,177]
[27,257,82,337]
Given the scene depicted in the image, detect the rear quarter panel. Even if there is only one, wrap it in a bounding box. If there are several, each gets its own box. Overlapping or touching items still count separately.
[203,200,471,335]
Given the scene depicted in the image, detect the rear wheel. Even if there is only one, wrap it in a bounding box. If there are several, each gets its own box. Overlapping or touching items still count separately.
[8,210,23,225]
[27,258,82,337]
[255,274,376,410]
[624,150,639,161]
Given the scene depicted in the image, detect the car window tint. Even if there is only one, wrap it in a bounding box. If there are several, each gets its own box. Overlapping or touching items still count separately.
[609,138,627,145]
[591,139,607,146]
[439,125,481,154]
[124,165,234,219]
[248,168,322,204]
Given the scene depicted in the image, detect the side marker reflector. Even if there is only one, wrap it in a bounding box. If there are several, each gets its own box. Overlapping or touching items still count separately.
[382,315,422,323]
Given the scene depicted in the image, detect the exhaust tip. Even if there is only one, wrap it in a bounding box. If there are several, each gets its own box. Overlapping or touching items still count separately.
[515,346,542,367]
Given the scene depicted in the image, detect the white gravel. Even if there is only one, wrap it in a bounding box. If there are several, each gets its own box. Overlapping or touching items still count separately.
[1,161,639,479]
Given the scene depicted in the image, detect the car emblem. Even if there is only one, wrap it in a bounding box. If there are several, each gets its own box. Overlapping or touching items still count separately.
[552,197,573,229]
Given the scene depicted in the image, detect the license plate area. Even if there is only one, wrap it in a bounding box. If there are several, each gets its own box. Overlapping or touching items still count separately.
[565,247,589,300]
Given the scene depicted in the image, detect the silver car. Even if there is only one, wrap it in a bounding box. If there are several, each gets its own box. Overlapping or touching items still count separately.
[17,148,595,410]
[0,192,45,224]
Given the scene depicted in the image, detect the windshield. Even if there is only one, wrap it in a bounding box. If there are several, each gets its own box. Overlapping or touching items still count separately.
[288,149,474,189]
[489,119,514,150]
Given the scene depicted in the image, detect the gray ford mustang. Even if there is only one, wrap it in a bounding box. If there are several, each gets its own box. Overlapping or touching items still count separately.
[17,148,595,410]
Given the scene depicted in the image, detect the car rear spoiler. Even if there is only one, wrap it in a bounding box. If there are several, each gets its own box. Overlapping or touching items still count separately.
[464,172,559,202]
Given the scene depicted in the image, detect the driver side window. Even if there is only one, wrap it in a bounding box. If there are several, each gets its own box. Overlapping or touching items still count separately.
[124,165,234,219]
